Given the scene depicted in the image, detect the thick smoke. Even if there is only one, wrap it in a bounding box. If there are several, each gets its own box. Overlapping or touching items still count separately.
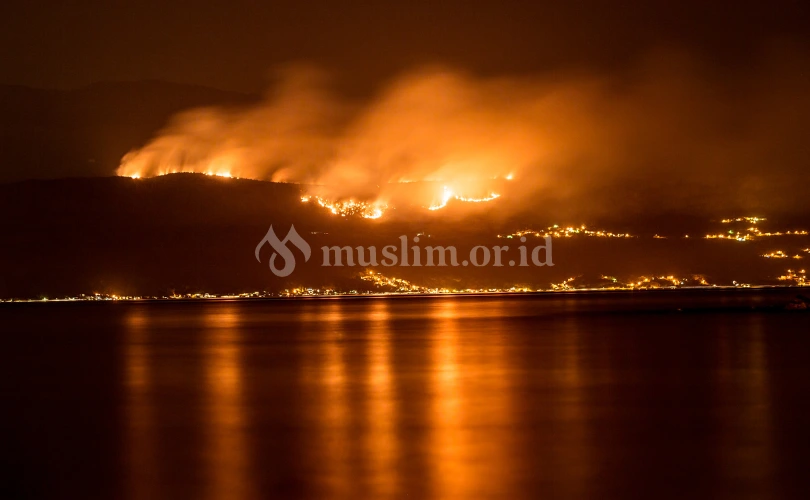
[118,47,810,216]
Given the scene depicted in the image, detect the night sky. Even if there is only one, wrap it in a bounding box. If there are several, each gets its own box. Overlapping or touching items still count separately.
[2,1,809,93]
[0,1,809,209]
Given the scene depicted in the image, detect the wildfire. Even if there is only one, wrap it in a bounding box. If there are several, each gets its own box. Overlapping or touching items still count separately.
[124,170,235,179]
[456,193,501,203]
[301,195,387,219]
[428,186,500,210]
[125,170,505,217]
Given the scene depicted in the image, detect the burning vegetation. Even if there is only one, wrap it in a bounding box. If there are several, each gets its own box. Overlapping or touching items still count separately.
[118,51,810,218]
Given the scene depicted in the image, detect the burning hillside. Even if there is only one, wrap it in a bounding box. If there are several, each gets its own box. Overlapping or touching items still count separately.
[118,54,810,218]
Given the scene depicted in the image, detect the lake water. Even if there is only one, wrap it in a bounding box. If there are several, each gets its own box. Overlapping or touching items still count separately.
[2,291,810,499]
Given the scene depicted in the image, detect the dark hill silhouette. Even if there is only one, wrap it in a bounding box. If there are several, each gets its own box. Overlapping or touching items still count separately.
[0,81,256,182]
[1,174,808,298]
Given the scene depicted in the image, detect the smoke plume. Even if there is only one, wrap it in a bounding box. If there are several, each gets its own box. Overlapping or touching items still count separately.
[118,46,810,217]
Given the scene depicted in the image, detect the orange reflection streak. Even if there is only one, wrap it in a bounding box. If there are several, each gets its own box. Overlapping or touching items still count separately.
[428,299,466,497]
[317,301,351,496]
[364,300,399,497]
[426,299,525,497]
[203,306,254,500]
[123,307,158,500]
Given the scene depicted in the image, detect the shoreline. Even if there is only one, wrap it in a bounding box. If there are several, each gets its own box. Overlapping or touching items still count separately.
[2,285,808,311]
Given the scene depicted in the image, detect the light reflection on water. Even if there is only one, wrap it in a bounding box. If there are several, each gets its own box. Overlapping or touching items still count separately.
[115,296,808,499]
[365,300,397,498]
[124,307,157,500]
[202,307,253,500]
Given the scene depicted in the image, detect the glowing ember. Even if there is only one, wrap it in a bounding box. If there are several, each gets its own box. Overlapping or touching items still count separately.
[301,195,387,219]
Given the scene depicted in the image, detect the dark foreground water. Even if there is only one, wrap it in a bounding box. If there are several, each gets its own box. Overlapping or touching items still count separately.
[2,290,810,499]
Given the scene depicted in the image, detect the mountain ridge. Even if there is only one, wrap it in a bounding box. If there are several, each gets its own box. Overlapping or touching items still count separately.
[0,81,257,182]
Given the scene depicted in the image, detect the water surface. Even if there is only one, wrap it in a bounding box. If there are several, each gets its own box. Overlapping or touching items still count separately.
[2,292,810,499]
